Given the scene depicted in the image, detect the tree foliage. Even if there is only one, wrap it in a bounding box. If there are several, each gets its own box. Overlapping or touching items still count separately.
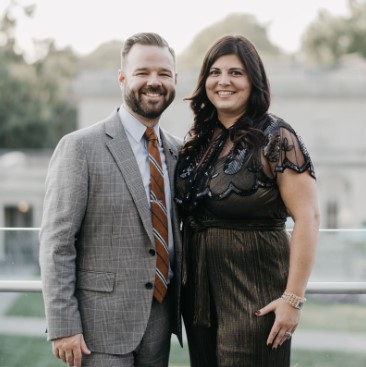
[177,13,282,70]
[0,2,77,149]
[301,0,366,66]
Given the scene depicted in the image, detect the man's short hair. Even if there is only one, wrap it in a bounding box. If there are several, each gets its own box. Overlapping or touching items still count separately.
[121,32,175,67]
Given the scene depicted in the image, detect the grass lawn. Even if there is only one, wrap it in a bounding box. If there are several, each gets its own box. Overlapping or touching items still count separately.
[299,298,366,332]
[0,335,365,367]
[0,335,366,367]
[4,294,191,365]
[5,293,45,318]
[292,350,366,367]
[3,294,366,366]
[0,334,64,367]
[7,294,366,333]
[0,335,189,367]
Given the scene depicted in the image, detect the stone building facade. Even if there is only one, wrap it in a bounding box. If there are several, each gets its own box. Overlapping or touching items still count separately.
[74,63,366,229]
[1,63,366,274]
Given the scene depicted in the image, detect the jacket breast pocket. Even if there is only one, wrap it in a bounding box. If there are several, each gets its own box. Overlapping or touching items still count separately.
[76,269,115,293]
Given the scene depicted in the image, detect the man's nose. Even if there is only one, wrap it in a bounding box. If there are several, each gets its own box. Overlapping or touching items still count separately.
[147,73,162,86]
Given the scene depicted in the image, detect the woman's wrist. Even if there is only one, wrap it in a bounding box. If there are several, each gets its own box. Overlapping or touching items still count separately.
[281,290,307,310]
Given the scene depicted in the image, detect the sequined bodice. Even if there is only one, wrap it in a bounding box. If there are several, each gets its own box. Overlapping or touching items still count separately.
[175,114,315,220]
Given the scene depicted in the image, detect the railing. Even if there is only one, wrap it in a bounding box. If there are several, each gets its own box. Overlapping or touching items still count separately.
[1,227,366,294]
[1,280,366,293]
[0,280,42,292]
[0,228,366,366]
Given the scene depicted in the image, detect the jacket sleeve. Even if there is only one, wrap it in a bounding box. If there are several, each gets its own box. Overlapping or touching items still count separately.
[39,133,88,340]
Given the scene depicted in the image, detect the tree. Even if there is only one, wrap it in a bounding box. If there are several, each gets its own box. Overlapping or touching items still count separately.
[0,2,77,149]
[178,13,282,70]
[301,0,366,66]
[0,0,36,61]
[0,47,77,149]
[0,54,51,148]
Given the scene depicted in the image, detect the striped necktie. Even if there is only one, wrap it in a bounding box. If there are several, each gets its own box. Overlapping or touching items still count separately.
[144,127,169,303]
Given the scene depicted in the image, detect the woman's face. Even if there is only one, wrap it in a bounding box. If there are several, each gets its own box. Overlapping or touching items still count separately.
[205,54,252,127]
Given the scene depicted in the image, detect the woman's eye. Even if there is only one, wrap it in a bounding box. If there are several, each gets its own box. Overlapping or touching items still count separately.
[209,70,220,76]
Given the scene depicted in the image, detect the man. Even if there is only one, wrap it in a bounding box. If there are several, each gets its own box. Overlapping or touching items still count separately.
[39,32,182,367]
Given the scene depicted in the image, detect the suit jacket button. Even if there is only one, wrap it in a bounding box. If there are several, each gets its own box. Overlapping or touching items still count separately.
[145,282,153,289]
[149,249,156,256]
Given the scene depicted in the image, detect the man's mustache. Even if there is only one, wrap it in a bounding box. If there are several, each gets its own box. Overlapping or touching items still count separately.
[142,86,166,94]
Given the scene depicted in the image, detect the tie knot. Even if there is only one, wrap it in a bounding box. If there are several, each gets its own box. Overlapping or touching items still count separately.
[144,127,158,141]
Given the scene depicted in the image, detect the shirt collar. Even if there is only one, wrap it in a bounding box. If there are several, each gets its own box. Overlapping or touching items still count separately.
[118,105,162,145]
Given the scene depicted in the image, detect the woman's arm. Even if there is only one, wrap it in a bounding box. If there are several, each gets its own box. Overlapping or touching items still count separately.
[256,169,320,349]
[279,169,320,298]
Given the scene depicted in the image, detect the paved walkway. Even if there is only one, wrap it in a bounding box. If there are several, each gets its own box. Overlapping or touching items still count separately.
[0,293,18,315]
[0,316,46,337]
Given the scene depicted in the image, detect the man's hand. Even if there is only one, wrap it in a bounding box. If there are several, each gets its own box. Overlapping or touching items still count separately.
[52,333,91,367]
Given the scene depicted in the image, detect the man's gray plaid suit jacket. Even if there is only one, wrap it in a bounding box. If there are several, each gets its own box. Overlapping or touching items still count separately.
[39,109,183,355]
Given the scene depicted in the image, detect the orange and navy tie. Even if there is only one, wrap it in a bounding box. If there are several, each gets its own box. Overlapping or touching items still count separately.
[144,127,169,303]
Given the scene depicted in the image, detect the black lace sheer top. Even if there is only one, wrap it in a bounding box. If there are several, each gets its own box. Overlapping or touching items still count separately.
[175,114,316,221]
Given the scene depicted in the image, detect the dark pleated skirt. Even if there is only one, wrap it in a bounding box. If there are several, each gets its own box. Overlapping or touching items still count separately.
[182,226,291,367]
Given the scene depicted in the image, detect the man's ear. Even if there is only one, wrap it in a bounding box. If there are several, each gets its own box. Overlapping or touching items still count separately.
[174,72,178,85]
[118,69,125,88]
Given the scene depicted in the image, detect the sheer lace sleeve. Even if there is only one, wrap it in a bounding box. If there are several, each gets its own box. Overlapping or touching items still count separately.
[263,117,316,179]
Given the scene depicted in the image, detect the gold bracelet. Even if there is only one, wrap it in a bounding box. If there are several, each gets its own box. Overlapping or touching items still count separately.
[281,290,306,310]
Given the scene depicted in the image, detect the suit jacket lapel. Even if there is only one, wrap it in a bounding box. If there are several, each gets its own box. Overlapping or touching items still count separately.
[161,129,179,195]
[160,129,182,256]
[104,111,154,244]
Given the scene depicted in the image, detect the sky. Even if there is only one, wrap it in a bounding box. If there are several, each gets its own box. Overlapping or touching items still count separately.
[1,0,350,59]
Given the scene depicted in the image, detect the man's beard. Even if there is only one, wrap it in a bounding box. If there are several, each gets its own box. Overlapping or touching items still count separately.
[124,86,175,120]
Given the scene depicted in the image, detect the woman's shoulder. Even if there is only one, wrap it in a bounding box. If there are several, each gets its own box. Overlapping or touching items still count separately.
[261,113,296,136]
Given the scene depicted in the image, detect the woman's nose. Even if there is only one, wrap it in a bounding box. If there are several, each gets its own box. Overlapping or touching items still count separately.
[218,73,230,85]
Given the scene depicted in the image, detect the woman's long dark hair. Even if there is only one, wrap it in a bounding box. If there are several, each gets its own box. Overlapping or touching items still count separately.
[182,34,271,157]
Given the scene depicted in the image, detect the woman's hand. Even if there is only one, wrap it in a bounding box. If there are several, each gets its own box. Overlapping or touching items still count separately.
[255,298,300,349]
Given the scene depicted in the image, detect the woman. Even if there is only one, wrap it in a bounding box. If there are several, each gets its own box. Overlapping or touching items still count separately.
[175,35,320,366]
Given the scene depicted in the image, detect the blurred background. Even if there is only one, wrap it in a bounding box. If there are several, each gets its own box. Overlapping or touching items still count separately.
[0,0,366,366]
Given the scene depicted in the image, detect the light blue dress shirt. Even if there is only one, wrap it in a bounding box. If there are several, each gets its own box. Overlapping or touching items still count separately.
[118,106,174,281]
